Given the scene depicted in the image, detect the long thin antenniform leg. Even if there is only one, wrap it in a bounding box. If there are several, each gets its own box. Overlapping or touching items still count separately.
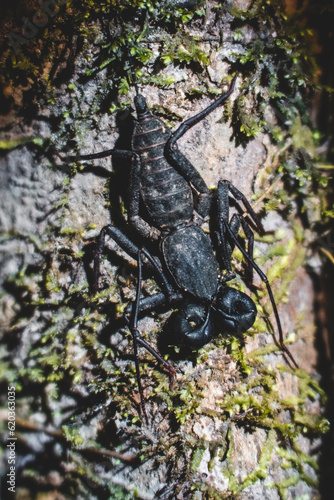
[163,75,238,218]
[165,74,238,150]
[67,148,122,162]
[126,249,176,423]
[220,218,298,369]
[59,146,135,165]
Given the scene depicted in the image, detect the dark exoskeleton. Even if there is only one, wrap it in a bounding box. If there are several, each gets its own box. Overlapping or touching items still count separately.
[68,36,298,424]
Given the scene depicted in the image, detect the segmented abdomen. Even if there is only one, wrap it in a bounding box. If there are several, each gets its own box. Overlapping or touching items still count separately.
[132,116,193,229]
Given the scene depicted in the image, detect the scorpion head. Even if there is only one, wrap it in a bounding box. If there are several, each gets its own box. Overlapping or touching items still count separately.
[134,94,151,121]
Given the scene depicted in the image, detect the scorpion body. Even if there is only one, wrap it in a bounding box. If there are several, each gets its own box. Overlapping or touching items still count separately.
[132,99,194,231]
[67,19,298,422]
[131,95,219,306]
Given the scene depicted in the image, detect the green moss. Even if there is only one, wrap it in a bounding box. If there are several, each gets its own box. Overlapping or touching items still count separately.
[241,429,277,488]
[149,212,327,496]
[62,425,85,446]
[0,137,44,149]
[191,446,206,471]
[0,0,330,498]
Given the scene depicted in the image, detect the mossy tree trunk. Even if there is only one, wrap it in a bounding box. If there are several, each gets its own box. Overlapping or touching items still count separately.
[0,1,331,499]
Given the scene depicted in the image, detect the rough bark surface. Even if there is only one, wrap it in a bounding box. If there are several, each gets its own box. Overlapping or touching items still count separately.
[0,1,328,499]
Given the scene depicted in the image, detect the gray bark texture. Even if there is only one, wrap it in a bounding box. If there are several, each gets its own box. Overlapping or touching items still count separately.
[0,1,331,499]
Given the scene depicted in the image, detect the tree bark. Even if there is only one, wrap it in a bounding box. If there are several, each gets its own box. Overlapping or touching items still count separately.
[0,1,330,498]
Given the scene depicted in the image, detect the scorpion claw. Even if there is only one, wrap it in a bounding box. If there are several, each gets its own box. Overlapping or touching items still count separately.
[165,302,213,348]
[213,286,257,334]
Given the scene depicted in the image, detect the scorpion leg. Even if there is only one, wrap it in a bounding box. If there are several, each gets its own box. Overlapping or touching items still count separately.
[220,216,299,369]
[164,75,238,218]
[94,224,179,302]
[95,227,178,422]
[217,180,256,282]
[62,147,135,166]
[218,179,264,234]
[217,179,239,280]
[216,181,298,365]
[165,74,237,151]
[127,249,176,423]
[71,148,162,242]
[66,147,159,241]
[94,224,143,293]
[67,148,122,162]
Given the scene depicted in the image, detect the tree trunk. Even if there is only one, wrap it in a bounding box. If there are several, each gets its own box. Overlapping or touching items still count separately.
[0,1,331,499]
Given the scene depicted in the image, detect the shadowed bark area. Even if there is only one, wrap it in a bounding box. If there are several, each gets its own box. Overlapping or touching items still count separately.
[0,1,332,498]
